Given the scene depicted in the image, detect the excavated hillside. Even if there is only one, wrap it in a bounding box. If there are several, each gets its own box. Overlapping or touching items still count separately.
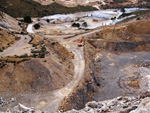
[0,28,20,51]
[59,19,150,111]
[0,35,74,111]
[0,11,21,32]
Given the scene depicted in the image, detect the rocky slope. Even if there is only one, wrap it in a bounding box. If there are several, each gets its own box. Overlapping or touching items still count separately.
[0,1,96,18]
[0,11,75,112]
[1,0,150,18]
[62,71,150,113]
[59,19,150,112]
[0,34,75,110]
[0,28,20,51]
[34,0,150,9]
[0,11,21,32]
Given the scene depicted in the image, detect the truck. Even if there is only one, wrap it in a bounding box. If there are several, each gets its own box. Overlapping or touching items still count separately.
[77,38,83,47]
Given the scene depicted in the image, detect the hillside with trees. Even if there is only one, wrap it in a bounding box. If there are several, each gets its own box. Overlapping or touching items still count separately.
[0,0,96,18]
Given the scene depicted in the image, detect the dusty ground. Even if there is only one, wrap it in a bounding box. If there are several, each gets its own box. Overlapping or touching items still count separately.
[0,11,21,32]
[33,9,119,35]
[0,35,32,57]
[59,19,150,111]
[93,51,150,101]
[0,28,19,51]
[0,33,75,112]
[2,9,150,113]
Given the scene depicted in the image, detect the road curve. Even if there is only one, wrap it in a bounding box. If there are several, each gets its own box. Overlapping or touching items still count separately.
[38,27,103,112]
[39,45,85,112]
[27,24,34,33]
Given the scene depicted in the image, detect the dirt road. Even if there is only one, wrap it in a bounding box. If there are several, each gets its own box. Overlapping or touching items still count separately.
[0,25,102,112]
[66,28,102,42]
[38,45,85,112]
[27,24,34,33]
[0,35,31,57]
[36,28,103,112]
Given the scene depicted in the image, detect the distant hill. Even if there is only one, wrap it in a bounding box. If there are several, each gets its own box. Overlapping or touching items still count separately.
[0,0,97,18]
[33,0,150,8]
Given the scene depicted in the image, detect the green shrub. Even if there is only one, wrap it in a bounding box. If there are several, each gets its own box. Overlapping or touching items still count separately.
[31,49,40,53]
[111,17,116,20]
[32,53,37,58]
[24,16,32,23]
[38,53,45,58]
[18,22,21,26]
[21,32,24,34]
[0,49,3,52]
[137,17,141,20]
[20,54,28,58]
[41,45,46,52]
[33,24,40,29]
[72,23,80,27]
[46,19,50,23]
[121,7,125,13]
[119,13,132,19]
[82,22,88,27]
[29,36,34,44]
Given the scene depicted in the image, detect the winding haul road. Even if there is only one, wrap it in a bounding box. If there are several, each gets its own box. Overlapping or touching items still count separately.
[0,23,102,112]
[38,26,104,112]
[39,44,85,112]
[27,24,34,33]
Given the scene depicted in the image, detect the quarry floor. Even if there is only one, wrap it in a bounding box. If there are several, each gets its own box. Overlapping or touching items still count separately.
[94,51,150,101]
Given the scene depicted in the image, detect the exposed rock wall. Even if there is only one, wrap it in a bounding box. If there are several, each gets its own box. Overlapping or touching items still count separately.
[0,28,19,51]
[59,40,99,111]
[0,11,21,32]
[59,19,150,112]
[0,38,74,97]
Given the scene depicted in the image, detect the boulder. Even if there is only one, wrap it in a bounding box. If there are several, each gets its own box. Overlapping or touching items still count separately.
[130,97,150,113]
[139,75,150,97]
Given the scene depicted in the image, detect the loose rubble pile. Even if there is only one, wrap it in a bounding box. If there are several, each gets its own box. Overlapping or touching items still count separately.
[59,67,150,113]
[13,103,36,113]
[60,96,141,113]
[0,97,15,107]
[61,97,150,113]
[2,103,43,113]
[2,67,150,113]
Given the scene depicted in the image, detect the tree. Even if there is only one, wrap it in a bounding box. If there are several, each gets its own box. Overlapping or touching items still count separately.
[24,16,32,23]
[82,22,88,27]
[72,23,80,27]
[137,17,141,20]
[121,7,125,13]
[33,24,40,29]
[46,19,50,23]
[41,45,46,52]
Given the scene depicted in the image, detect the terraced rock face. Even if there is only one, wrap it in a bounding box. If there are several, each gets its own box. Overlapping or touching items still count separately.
[0,38,74,111]
[59,19,150,111]
[0,11,21,31]
[0,28,20,51]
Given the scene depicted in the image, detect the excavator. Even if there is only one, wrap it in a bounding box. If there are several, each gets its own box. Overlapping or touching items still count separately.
[77,38,83,47]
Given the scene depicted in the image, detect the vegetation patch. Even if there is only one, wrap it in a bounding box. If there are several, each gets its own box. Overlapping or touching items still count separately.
[72,23,80,27]
[0,57,31,64]
[33,23,40,29]
[0,1,97,18]
[31,45,48,58]
[24,16,32,23]
[118,13,132,19]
